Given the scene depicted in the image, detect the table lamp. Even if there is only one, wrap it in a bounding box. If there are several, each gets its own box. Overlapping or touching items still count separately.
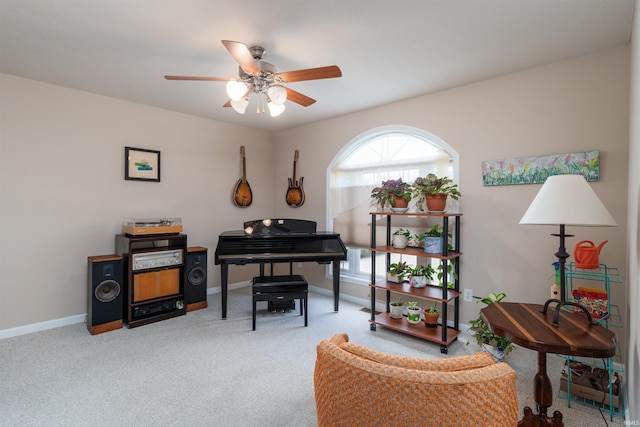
[519,174,617,326]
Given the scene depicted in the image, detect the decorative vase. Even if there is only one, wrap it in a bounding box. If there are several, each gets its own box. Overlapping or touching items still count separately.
[423,236,443,254]
[389,304,404,319]
[409,275,427,288]
[406,306,422,324]
[425,193,447,212]
[423,310,439,328]
[392,234,408,249]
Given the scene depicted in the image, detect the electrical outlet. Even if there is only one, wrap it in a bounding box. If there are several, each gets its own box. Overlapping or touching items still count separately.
[463,288,473,302]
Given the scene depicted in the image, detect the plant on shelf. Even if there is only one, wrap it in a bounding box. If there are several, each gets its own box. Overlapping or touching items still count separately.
[467,292,514,361]
[408,264,436,288]
[411,173,461,212]
[419,224,445,254]
[423,302,440,328]
[389,296,405,319]
[387,261,411,283]
[370,178,412,209]
[405,301,422,324]
[391,228,412,248]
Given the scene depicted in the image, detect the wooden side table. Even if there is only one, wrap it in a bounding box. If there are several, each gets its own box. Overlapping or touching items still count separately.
[481,302,616,427]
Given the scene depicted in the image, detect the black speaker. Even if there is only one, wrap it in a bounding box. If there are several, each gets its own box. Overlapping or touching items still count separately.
[87,255,123,335]
[185,247,208,312]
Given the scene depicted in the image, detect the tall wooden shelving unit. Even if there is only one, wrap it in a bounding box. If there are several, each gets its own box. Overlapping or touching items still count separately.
[368,211,462,354]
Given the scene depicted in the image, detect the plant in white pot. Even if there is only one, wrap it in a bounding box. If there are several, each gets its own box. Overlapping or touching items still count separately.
[391,228,411,249]
[467,292,514,362]
[387,261,410,283]
[405,301,422,324]
[408,264,435,288]
[389,296,405,319]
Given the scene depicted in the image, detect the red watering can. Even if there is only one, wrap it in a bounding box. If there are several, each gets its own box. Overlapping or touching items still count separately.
[573,240,607,269]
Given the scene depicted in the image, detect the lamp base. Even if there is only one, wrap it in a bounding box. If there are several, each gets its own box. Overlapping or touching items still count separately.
[541,298,596,327]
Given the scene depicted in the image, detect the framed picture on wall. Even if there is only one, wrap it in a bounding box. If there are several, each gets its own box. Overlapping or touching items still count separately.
[125,147,160,182]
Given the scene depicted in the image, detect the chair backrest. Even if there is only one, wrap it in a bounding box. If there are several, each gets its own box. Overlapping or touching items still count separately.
[314,334,518,427]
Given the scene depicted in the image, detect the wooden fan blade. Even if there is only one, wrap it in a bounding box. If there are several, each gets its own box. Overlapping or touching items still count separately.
[285,87,316,107]
[221,40,260,74]
[164,75,233,82]
[223,100,231,107]
[278,66,342,83]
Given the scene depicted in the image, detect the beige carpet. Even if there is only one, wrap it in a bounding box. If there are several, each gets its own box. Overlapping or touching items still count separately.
[0,286,625,426]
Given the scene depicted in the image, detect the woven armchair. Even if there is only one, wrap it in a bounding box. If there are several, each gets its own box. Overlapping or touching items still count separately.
[314,333,518,427]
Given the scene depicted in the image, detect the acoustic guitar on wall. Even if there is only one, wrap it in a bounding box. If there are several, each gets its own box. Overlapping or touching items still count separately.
[286,150,305,207]
[233,145,253,207]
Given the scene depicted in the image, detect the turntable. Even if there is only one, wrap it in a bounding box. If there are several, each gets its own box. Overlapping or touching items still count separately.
[122,217,183,236]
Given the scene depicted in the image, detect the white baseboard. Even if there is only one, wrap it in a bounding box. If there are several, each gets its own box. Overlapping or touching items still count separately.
[0,314,87,340]
[0,281,253,340]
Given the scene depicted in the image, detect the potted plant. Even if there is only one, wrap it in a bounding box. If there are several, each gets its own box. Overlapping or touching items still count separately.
[411,173,461,212]
[467,292,514,361]
[408,264,435,288]
[405,301,422,324]
[391,228,411,249]
[387,261,410,283]
[423,302,440,328]
[370,178,412,210]
[389,296,405,319]
[420,224,445,254]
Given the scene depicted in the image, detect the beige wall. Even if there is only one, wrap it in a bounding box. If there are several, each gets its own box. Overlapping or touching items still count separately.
[625,0,639,419]
[274,46,631,356]
[0,75,276,330]
[0,45,632,373]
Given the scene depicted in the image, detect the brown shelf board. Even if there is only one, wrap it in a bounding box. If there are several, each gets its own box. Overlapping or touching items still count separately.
[371,282,460,302]
[370,245,461,259]
[370,312,460,345]
[370,211,462,218]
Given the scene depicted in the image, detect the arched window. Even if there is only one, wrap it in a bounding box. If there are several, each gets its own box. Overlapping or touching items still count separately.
[328,125,459,283]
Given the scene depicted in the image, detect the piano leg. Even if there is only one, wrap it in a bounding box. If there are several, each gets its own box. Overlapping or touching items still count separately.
[221,264,228,319]
[333,259,340,312]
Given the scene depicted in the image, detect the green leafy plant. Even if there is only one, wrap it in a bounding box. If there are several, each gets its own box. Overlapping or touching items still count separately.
[406,301,419,309]
[411,174,461,211]
[390,296,404,306]
[409,264,436,281]
[467,292,514,356]
[426,301,439,314]
[370,178,412,209]
[392,228,412,237]
[417,224,444,239]
[388,261,411,281]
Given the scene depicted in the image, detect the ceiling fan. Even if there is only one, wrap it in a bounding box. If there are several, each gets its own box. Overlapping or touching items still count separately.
[165,40,342,117]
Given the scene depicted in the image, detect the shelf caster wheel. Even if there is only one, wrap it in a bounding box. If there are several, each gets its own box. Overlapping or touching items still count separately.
[370,324,377,331]
[440,345,448,354]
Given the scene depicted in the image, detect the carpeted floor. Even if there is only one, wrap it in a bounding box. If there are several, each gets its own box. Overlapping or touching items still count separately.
[0,286,625,426]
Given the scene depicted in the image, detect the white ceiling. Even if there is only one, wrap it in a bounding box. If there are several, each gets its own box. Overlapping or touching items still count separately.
[0,0,635,132]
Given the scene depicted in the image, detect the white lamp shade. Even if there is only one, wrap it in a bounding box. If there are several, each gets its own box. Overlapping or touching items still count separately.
[519,174,617,226]
[267,101,286,117]
[226,80,248,101]
[267,85,287,105]
[230,97,249,114]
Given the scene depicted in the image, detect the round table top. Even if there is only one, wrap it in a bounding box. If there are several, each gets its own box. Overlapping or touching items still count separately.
[480,302,616,358]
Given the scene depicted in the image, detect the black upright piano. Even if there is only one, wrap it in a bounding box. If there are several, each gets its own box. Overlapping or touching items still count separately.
[214,219,347,318]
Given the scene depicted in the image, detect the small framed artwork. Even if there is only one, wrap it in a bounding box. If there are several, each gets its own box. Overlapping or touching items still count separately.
[125,147,160,182]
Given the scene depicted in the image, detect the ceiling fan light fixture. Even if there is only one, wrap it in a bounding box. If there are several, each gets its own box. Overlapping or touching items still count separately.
[226,80,248,101]
[230,97,249,114]
[267,85,287,106]
[267,101,286,117]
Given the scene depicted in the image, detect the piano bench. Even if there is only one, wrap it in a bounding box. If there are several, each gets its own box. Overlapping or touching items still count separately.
[252,275,308,330]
